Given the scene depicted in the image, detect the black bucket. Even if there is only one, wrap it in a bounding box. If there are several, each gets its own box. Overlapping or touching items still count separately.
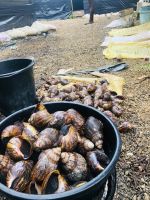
[0,102,121,200]
[0,58,36,115]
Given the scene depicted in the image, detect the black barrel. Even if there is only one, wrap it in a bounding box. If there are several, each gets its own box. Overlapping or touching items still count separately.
[0,102,121,200]
[0,58,36,115]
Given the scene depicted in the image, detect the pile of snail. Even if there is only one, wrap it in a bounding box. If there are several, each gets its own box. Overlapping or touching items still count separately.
[0,104,109,195]
[37,77,133,133]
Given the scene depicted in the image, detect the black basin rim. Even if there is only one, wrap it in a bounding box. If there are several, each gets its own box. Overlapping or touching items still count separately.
[0,57,35,78]
[0,102,122,200]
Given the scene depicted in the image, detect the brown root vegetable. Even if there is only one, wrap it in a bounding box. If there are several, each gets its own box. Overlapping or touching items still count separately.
[118,122,134,133]
[66,109,85,130]
[42,170,69,194]
[85,117,103,149]
[31,148,61,182]
[6,136,32,161]
[111,105,123,117]
[49,111,70,128]
[1,125,22,143]
[77,135,94,155]
[59,125,78,152]
[6,160,33,192]
[0,155,14,179]
[87,83,97,93]
[28,105,53,128]
[33,128,59,151]
[83,96,93,106]
[26,181,42,194]
[22,123,39,143]
[61,152,87,182]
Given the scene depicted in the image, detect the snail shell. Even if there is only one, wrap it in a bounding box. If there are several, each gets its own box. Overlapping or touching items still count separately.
[94,86,103,100]
[66,109,85,131]
[48,111,69,128]
[103,92,111,101]
[77,87,89,99]
[86,151,104,173]
[33,128,59,151]
[102,101,112,110]
[111,105,123,117]
[0,155,14,180]
[28,104,53,128]
[77,135,94,155]
[6,136,32,161]
[59,125,78,152]
[26,181,42,194]
[22,123,39,143]
[103,110,118,126]
[70,181,87,189]
[61,152,87,182]
[83,96,93,106]
[118,122,134,133]
[6,160,33,192]
[31,147,61,182]
[86,149,109,173]
[85,117,103,149]
[87,83,97,93]
[1,125,22,143]
[42,170,69,194]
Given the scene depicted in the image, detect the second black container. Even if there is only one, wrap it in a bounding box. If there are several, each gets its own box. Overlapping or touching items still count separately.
[0,58,36,115]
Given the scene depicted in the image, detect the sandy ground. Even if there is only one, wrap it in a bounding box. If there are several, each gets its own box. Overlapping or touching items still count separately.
[0,17,150,200]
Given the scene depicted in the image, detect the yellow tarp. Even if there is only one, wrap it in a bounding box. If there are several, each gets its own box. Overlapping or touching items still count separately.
[103,40,150,59]
[54,75,125,95]
[109,22,150,36]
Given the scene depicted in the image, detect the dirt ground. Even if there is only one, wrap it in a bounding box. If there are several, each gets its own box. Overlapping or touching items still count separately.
[0,17,150,200]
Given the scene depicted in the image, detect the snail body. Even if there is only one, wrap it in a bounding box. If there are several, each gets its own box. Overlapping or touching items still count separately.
[85,117,103,149]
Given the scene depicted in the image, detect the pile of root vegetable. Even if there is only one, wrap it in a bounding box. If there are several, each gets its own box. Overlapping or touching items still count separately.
[0,103,109,195]
[37,77,133,133]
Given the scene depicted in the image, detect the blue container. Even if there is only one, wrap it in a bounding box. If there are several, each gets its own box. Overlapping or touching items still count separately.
[140,6,150,24]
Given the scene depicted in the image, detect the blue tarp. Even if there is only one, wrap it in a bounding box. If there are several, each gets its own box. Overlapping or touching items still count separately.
[84,0,138,14]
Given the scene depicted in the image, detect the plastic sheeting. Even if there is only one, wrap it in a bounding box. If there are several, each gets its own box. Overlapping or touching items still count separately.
[0,1,34,32]
[0,0,72,32]
[103,41,150,59]
[84,0,138,14]
[34,0,72,20]
[109,22,150,36]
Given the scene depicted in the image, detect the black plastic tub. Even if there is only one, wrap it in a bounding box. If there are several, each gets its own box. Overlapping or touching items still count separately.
[0,58,36,115]
[0,102,121,200]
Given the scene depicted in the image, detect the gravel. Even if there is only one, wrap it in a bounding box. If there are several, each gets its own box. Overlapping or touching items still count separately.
[0,17,149,200]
